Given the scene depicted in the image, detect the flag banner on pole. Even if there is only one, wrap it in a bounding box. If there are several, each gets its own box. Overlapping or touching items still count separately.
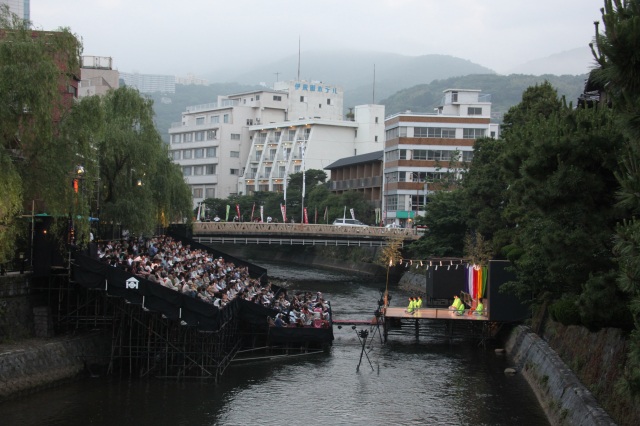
[324,206,328,223]
[225,205,230,222]
[260,205,264,223]
[280,203,287,223]
[350,208,355,220]
[251,202,256,221]
[303,207,309,224]
[235,204,241,221]
[314,207,318,224]
[196,203,201,221]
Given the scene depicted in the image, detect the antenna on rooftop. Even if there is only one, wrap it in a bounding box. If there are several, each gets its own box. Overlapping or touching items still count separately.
[297,36,301,81]
[274,72,280,82]
[372,64,376,104]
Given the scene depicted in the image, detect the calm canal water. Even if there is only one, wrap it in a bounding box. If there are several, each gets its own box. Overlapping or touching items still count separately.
[0,261,548,426]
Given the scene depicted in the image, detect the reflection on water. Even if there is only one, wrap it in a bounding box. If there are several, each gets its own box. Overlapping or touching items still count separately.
[0,261,548,426]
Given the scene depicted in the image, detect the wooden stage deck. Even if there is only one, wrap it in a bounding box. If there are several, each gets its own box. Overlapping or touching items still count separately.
[384,307,488,321]
[382,307,491,343]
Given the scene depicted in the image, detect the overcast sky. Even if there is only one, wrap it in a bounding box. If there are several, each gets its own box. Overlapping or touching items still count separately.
[30,0,604,77]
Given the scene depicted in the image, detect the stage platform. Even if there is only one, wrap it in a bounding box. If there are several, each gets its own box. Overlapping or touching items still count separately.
[384,307,488,321]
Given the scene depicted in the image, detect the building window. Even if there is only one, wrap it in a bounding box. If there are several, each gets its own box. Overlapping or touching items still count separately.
[468,107,482,116]
[375,136,378,142]
[205,164,217,175]
[231,133,241,140]
[294,165,301,173]
[375,117,379,124]
[246,119,253,125]
[169,150,180,160]
[223,114,229,123]
[385,127,399,140]
[172,134,181,143]
[442,128,456,138]
[183,149,192,159]
[196,117,205,125]
[255,95,260,100]
[211,115,219,124]
[300,96,307,102]
[230,151,240,158]
[184,133,192,142]
[413,150,427,160]
[462,151,474,162]
[273,95,282,101]
[193,188,203,198]
[327,99,332,105]
[195,131,205,141]
[207,130,217,140]
[205,187,216,198]
[194,165,204,175]
[194,148,204,158]
[463,128,486,139]
[451,91,458,102]
[183,166,192,176]
[399,149,407,160]
[230,168,239,175]
[206,147,217,158]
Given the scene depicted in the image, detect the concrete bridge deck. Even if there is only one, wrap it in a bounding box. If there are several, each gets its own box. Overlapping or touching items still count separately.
[192,222,421,246]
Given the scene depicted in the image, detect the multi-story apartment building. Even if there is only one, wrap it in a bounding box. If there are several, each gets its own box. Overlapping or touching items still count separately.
[119,71,175,94]
[383,88,499,226]
[169,80,385,207]
[1,0,29,22]
[78,56,119,98]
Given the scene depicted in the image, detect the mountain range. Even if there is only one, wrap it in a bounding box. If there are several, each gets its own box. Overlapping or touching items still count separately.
[149,50,590,140]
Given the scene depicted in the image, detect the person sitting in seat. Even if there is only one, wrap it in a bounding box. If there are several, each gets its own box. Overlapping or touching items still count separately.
[473,298,485,316]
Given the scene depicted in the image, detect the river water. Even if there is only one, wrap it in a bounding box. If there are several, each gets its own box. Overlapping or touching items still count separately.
[0,261,548,426]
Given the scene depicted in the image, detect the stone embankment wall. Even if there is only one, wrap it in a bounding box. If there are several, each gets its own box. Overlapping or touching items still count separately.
[0,333,109,402]
[0,273,34,342]
[505,325,617,426]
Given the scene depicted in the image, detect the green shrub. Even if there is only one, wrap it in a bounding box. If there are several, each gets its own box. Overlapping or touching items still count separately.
[549,297,581,326]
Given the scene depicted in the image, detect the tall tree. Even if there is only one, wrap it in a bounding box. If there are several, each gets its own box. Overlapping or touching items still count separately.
[0,6,84,259]
[592,0,640,392]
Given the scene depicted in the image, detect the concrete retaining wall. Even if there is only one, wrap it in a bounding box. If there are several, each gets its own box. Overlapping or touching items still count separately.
[505,325,616,426]
[0,333,109,402]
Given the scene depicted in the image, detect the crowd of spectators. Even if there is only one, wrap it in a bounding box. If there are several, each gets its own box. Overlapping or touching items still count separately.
[95,235,331,328]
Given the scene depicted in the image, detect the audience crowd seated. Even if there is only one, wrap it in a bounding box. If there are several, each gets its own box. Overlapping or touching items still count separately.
[95,236,331,328]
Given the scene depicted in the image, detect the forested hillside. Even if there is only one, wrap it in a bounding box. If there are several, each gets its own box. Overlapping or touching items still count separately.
[381,74,587,121]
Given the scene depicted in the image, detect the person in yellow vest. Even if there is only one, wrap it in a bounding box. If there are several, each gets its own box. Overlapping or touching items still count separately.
[456,299,465,315]
[406,297,415,314]
[415,296,423,310]
[473,298,485,316]
[449,295,462,311]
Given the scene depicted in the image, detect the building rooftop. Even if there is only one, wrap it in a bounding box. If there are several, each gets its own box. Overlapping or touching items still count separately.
[324,150,384,170]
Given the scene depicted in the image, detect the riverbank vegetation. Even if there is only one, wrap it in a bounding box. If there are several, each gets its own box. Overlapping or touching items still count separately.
[0,6,192,263]
[409,1,640,420]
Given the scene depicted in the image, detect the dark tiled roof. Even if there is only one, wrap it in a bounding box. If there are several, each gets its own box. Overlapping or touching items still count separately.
[324,150,383,170]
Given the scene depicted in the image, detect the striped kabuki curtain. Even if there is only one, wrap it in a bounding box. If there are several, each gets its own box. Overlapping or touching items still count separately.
[466,264,487,299]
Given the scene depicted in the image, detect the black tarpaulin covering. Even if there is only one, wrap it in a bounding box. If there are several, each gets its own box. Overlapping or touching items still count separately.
[73,253,222,330]
[237,298,279,326]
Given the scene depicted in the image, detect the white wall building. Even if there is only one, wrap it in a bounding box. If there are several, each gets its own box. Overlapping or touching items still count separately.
[383,88,499,226]
[78,56,119,98]
[168,80,385,208]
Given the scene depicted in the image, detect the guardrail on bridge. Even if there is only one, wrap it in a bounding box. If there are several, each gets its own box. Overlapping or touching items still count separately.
[193,222,421,240]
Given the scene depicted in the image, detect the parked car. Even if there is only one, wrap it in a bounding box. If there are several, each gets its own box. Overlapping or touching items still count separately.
[385,223,401,229]
[332,218,368,227]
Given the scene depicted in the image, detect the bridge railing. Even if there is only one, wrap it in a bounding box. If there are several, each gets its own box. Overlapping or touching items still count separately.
[193,222,420,239]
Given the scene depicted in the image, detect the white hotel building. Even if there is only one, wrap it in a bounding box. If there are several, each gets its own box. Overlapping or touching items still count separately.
[383,88,500,225]
[169,80,384,207]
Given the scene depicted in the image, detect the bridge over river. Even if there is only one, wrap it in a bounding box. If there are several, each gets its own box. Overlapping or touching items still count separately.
[192,222,422,247]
